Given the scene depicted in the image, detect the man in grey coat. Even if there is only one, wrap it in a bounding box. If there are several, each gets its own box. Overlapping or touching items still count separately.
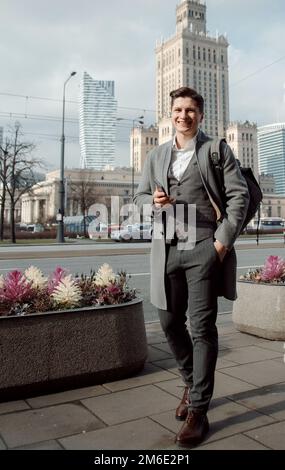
[134,87,249,447]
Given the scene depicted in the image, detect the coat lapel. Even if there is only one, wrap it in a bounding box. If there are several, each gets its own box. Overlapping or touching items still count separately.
[161,140,172,194]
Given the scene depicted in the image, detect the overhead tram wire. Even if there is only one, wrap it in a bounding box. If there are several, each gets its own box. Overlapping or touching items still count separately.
[0,110,136,129]
[0,91,155,114]
[1,54,285,111]
[0,125,131,143]
[231,55,285,87]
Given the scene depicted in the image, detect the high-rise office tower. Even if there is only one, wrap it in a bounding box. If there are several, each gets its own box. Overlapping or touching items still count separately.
[258,123,285,195]
[79,72,117,170]
[155,0,229,139]
[227,121,259,179]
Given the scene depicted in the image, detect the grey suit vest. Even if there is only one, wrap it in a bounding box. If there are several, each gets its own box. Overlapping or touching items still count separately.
[167,153,217,242]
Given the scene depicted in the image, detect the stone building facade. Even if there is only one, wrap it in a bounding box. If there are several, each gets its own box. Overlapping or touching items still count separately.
[130,125,158,173]
[226,121,259,179]
[156,0,229,139]
[21,168,140,224]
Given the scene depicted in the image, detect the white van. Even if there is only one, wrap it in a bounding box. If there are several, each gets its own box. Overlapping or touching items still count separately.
[111,223,152,242]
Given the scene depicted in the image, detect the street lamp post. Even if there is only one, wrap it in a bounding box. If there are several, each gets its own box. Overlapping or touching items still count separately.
[131,116,144,199]
[56,71,76,243]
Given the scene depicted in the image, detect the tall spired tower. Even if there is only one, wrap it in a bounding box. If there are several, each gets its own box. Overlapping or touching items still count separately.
[156,0,229,140]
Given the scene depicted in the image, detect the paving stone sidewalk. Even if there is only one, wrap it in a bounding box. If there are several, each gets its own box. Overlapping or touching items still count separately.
[0,316,284,450]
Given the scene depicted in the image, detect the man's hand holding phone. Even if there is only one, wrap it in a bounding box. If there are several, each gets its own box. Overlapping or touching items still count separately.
[153,179,175,208]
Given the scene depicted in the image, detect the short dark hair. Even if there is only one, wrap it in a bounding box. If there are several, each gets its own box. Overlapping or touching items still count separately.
[170,87,204,114]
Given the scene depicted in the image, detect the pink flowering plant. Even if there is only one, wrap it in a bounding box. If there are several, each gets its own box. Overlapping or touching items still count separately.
[240,255,285,284]
[0,263,136,317]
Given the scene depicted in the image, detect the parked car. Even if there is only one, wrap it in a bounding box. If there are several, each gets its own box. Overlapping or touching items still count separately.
[26,224,44,233]
[16,223,28,232]
[111,223,152,242]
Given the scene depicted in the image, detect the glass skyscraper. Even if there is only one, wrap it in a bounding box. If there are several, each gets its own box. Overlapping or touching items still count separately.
[79,72,117,170]
[258,123,285,195]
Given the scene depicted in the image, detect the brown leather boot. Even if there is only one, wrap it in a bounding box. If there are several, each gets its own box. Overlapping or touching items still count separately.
[175,386,190,421]
[175,410,209,447]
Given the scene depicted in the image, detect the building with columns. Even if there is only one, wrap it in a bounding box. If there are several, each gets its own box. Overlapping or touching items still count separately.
[20,168,141,225]
[130,125,158,173]
[1,192,21,224]
[261,195,285,219]
[226,121,259,179]
[156,0,229,142]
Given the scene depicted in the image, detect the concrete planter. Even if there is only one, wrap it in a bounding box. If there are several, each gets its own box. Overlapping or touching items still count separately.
[0,298,147,401]
[232,281,285,340]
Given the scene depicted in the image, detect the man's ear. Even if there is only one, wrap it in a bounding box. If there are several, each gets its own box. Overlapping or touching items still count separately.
[200,113,204,123]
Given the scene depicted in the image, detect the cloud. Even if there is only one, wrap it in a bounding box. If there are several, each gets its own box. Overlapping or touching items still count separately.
[229,46,285,126]
[0,0,284,168]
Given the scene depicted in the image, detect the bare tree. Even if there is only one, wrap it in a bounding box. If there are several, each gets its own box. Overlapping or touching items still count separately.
[0,122,44,243]
[69,170,98,237]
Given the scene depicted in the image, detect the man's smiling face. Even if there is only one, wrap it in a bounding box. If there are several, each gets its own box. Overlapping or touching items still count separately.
[171,96,203,139]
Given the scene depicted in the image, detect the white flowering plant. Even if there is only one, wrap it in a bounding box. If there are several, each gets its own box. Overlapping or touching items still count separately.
[0,263,136,316]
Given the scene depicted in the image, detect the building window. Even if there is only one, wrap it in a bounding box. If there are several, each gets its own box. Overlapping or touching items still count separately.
[146,137,149,145]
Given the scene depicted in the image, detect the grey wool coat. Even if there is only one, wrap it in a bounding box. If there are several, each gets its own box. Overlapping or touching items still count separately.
[134,130,249,310]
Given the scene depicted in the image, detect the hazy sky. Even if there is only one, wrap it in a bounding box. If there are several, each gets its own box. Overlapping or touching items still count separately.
[0,0,284,170]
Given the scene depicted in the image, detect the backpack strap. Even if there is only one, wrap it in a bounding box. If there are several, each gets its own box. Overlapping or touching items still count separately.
[210,137,226,194]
